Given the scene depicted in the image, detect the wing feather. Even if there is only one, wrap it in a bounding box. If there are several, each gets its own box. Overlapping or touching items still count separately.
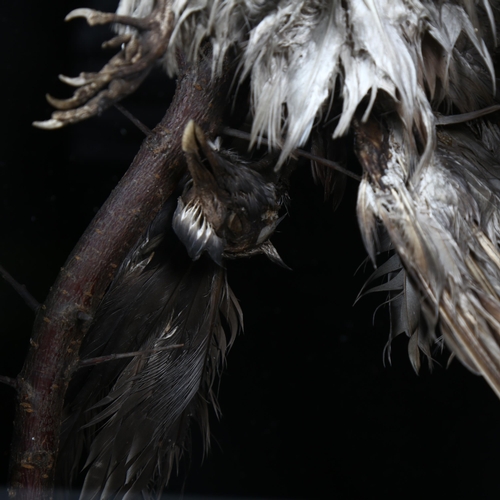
[57,193,242,498]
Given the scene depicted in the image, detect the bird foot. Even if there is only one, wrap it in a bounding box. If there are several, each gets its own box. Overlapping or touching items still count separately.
[33,0,173,129]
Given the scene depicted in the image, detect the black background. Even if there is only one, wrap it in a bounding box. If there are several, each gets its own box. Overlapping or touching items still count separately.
[2,2,500,499]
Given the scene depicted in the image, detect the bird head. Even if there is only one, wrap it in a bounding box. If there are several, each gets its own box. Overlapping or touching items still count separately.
[173,120,286,266]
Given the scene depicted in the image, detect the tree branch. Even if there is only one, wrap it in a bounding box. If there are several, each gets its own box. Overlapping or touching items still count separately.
[9,53,236,499]
[0,265,40,312]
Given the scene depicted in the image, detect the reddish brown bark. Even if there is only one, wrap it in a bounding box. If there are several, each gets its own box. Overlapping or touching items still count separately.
[9,56,235,499]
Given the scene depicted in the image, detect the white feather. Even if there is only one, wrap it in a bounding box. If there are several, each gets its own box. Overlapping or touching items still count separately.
[115,0,495,169]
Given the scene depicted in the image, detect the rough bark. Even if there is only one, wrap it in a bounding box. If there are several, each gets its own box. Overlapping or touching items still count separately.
[9,54,236,499]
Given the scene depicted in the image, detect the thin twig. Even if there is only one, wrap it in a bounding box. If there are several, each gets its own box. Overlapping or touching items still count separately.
[114,103,153,136]
[78,344,185,368]
[0,375,18,390]
[435,105,500,126]
[0,264,40,312]
[297,149,361,181]
[222,127,362,181]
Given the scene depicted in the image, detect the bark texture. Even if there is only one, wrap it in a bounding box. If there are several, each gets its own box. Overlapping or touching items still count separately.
[10,54,236,499]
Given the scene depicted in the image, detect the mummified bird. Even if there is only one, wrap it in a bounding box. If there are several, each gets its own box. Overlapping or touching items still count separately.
[34,0,500,497]
[55,120,291,497]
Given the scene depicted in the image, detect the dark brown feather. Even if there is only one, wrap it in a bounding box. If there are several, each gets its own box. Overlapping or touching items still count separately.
[57,192,241,498]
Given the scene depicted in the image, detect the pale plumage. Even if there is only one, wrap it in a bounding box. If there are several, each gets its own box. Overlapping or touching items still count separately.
[150,0,496,163]
[355,117,500,394]
[37,0,500,497]
[153,0,500,383]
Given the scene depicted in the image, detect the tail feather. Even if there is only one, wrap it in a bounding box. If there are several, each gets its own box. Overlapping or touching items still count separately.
[57,193,242,498]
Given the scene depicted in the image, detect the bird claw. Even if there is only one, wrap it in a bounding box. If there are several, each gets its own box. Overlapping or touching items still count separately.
[34,76,149,129]
[32,118,65,130]
[58,74,88,87]
[35,0,173,129]
[65,8,106,25]
[65,8,151,31]
[101,34,132,51]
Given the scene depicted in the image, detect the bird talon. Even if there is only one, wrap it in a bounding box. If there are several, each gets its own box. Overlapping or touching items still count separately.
[64,8,92,23]
[32,119,64,130]
[65,7,156,31]
[58,74,87,87]
[46,93,81,111]
[65,8,115,27]
[101,34,131,51]
[36,2,173,129]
